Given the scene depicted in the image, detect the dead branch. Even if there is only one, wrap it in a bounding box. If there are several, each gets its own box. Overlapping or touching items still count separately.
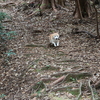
[50,75,67,86]
[53,75,69,87]
[76,82,82,100]
[41,77,57,82]
[88,80,95,100]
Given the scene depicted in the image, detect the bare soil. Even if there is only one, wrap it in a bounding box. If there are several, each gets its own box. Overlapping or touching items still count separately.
[0,0,100,100]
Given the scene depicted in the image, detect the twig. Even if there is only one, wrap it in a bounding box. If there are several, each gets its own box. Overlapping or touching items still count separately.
[88,80,95,100]
[76,82,83,100]
[53,74,68,87]
[50,75,66,86]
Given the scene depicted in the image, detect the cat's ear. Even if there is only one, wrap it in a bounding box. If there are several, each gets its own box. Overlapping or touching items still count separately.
[56,32,59,34]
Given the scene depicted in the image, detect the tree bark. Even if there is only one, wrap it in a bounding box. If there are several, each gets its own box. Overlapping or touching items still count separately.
[40,0,50,9]
[56,0,66,6]
[74,0,91,19]
[40,0,66,11]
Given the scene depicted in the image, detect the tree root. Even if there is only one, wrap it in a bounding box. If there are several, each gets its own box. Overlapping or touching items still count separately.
[51,85,78,92]
[76,82,83,100]
[51,71,92,78]
[72,28,97,39]
[26,0,57,18]
[88,80,95,100]
[26,71,99,100]
[0,2,15,7]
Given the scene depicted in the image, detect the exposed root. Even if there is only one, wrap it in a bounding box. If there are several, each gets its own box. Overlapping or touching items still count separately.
[51,85,78,92]
[0,2,15,7]
[88,80,95,100]
[76,82,83,100]
[51,0,57,12]
[51,71,92,77]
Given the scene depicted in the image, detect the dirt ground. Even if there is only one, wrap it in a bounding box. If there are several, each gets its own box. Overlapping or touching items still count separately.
[0,0,100,100]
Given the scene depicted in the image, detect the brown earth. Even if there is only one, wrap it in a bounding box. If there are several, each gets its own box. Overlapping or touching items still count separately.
[0,0,100,100]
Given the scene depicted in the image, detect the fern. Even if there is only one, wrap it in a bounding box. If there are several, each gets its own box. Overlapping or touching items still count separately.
[0,12,8,33]
[0,12,16,39]
[1,31,16,39]
[0,12,10,22]
[5,49,16,57]
[0,23,4,30]
[0,12,10,31]
[0,12,16,58]
[0,94,6,98]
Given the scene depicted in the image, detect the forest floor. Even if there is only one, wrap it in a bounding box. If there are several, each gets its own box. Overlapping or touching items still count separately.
[0,0,100,100]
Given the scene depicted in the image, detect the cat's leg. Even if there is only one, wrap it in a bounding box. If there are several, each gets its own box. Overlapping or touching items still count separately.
[57,41,59,46]
[52,42,57,47]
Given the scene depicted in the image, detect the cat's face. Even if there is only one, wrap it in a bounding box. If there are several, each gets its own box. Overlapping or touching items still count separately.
[54,35,59,40]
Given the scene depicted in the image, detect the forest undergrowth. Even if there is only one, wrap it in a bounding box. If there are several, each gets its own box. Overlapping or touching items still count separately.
[0,0,100,100]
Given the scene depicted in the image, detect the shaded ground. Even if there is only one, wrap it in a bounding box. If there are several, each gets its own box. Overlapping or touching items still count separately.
[0,0,100,100]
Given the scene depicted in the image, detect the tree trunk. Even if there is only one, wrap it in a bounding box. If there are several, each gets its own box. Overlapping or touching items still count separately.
[40,0,66,12]
[40,0,50,9]
[56,0,66,6]
[73,0,91,19]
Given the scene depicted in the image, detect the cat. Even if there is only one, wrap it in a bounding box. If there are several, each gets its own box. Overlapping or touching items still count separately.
[49,32,59,47]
